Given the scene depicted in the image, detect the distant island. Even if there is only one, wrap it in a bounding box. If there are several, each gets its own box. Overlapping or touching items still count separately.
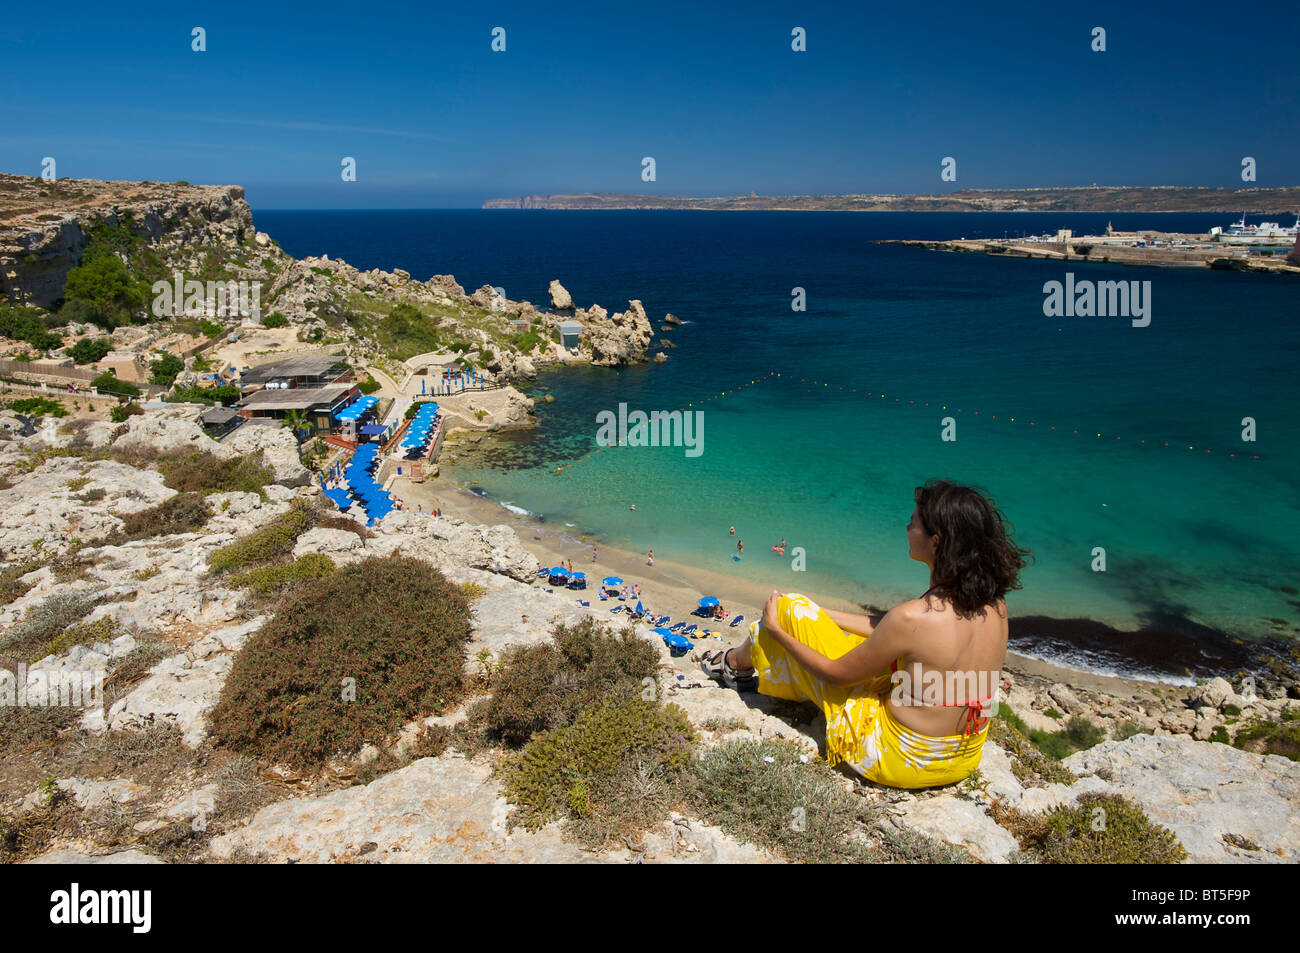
[484,187,1300,213]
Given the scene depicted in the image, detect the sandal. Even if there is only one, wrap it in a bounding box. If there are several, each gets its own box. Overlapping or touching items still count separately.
[700,648,758,692]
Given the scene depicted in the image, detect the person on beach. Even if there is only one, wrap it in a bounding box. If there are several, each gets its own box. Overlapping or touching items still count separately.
[592,548,598,562]
[701,480,1031,790]
[647,550,654,566]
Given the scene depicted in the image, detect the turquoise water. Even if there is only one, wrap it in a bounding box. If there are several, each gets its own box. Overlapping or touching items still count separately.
[260,210,1300,679]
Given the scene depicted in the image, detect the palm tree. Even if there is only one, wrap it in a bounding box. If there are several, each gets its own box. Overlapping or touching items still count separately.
[282,409,309,441]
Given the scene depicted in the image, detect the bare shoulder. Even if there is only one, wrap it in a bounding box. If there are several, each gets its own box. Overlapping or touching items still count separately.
[883,597,945,633]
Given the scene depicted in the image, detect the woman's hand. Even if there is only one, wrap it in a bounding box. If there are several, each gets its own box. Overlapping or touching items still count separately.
[762,590,782,634]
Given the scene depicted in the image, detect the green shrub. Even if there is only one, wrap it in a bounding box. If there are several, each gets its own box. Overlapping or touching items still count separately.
[68,338,112,364]
[89,370,140,398]
[157,448,274,496]
[1232,717,1300,761]
[990,712,1075,785]
[208,555,474,767]
[228,553,337,595]
[1063,715,1105,750]
[993,792,1188,864]
[109,402,143,422]
[0,560,41,609]
[499,697,696,845]
[198,319,223,338]
[111,491,211,542]
[684,737,972,864]
[8,397,67,418]
[0,304,63,350]
[378,302,441,359]
[358,375,381,395]
[1209,725,1230,745]
[476,617,660,747]
[149,351,184,386]
[168,384,240,406]
[0,590,101,658]
[33,615,121,664]
[62,255,147,329]
[1114,720,1144,741]
[261,312,287,329]
[206,503,314,573]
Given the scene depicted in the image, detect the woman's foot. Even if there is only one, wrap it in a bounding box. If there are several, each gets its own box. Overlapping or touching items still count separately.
[700,648,758,692]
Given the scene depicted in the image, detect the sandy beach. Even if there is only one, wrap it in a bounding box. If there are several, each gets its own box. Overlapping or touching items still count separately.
[390,469,1161,701]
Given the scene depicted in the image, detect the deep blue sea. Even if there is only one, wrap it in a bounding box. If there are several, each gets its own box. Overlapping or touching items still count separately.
[259,210,1300,681]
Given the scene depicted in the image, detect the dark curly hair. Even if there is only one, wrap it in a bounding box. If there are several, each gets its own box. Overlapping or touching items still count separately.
[914,479,1032,619]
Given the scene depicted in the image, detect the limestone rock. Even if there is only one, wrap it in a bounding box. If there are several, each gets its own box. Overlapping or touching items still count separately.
[1192,677,1233,710]
[548,279,573,311]
[893,795,1015,863]
[221,423,311,487]
[210,753,602,863]
[1063,733,1300,863]
[83,617,268,746]
[1047,682,1085,714]
[292,526,363,562]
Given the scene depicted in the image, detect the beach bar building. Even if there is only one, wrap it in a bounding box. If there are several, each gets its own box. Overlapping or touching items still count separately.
[240,355,353,392]
[235,382,359,435]
[557,320,582,351]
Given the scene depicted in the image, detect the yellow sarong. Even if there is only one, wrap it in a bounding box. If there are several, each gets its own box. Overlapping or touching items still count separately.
[748,592,988,789]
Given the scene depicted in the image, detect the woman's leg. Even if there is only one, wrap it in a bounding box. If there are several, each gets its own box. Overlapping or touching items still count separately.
[745,593,866,704]
[728,640,754,670]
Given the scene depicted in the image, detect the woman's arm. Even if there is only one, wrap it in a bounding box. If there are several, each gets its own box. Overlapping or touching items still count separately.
[760,593,905,688]
[824,607,875,637]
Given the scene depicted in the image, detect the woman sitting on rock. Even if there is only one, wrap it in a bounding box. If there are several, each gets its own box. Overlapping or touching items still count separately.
[701,479,1031,789]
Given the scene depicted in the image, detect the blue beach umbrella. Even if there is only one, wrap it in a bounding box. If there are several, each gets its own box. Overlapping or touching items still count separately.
[548,567,570,577]
[699,597,720,607]
[601,576,623,587]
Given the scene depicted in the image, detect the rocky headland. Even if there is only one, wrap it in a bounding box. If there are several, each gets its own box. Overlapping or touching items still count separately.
[0,172,663,391]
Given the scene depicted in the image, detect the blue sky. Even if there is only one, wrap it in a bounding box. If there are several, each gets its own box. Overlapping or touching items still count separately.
[2,0,1296,208]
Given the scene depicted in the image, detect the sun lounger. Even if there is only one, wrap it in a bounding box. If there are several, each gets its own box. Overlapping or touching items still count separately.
[729,615,745,627]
